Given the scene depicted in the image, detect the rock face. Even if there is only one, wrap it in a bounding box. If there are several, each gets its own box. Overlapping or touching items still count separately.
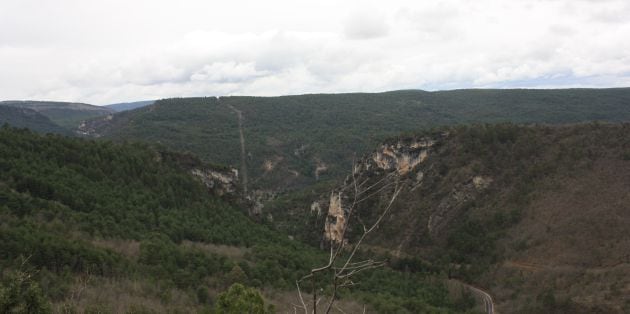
[371,138,433,175]
[324,192,346,244]
[191,168,239,196]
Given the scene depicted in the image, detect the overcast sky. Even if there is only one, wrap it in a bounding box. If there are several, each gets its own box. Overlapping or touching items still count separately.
[1,0,629,105]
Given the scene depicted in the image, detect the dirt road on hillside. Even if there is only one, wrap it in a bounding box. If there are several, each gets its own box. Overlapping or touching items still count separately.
[224,101,248,195]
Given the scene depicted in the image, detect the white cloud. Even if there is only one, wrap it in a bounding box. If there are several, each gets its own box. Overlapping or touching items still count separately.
[0,0,628,105]
[344,8,389,40]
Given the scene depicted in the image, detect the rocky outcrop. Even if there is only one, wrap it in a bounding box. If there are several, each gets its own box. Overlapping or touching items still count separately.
[370,138,433,175]
[247,189,277,215]
[76,114,116,137]
[314,160,328,180]
[310,201,322,216]
[191,167,239,196]
[324,192,346,244]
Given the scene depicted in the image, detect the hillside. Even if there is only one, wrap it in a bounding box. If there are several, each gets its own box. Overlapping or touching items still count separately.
[79,88,630,194]
[268,123,630,313]
[0,105,69,135]
[0,126,472,313]
[1,100,113,129]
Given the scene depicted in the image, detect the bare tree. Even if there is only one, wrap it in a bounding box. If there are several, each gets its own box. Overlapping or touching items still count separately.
[295,167,402,314]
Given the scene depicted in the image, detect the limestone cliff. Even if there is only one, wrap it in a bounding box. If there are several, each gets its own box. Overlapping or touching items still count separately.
[190,168,239,196]
[323,192,346,244]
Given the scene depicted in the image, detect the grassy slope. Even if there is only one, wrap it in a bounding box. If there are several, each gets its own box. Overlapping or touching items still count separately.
[88,88,630,191]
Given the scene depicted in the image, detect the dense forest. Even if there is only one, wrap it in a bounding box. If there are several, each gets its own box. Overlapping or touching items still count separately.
[0,126,474,313]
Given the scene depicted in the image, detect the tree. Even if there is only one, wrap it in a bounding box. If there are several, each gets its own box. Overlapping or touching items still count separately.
[0,268,51,314]
[296,167,402,313]
[214,283,274,314]
[225,265,248,286]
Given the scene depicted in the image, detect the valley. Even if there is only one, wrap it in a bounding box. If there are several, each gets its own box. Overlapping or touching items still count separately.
[4,1,629,312]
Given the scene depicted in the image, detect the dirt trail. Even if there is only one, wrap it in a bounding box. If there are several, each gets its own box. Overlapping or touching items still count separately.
[504,260,547,272]
[225,102,248,194]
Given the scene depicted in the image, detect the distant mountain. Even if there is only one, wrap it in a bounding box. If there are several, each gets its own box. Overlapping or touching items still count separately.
[79,88,630,192]
[104,100,154,112]
[1,100,113,129]
[0,105,69,134]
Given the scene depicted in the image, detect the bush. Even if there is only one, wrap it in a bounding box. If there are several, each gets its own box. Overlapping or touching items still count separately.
[214,283,274,314]
[0,269,51,314]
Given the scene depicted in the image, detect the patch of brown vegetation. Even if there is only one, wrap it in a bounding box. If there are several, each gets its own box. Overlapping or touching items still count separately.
[180,240,249,260]
[492,157,630,313]
[263,288,368,314]
[91,239,140,260]
[52,277,198,313]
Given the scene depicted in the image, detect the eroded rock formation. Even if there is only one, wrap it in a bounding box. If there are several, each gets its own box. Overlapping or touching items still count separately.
[324,192,346,244]
[191,168,239,196]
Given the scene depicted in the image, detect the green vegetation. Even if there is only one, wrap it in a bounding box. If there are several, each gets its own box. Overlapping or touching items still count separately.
[8,86,630,312]
[0,106,69,135]
[0,267,51,314]
[1,100,113,129]
[261,122,630,313]
[89,88,630,191]
[214,283,274,314]
[0,126,470,312]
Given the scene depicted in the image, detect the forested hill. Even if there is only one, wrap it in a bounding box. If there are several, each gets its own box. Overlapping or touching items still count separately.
[0,105,69,135]
[0,126,471,313]
[1,100,113,129]
[81,88,630,191]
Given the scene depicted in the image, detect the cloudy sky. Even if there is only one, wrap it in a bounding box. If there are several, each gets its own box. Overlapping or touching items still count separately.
[1,0,629,105]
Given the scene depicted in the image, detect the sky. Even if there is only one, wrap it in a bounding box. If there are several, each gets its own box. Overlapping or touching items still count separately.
[1,0,629,105]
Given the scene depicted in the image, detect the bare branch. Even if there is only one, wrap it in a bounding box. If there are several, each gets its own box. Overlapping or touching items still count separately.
[355,179,397,204]
[340,184,402,272]
[296,159,403,313]
[295,280,308,314]
[334,304,349,314]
